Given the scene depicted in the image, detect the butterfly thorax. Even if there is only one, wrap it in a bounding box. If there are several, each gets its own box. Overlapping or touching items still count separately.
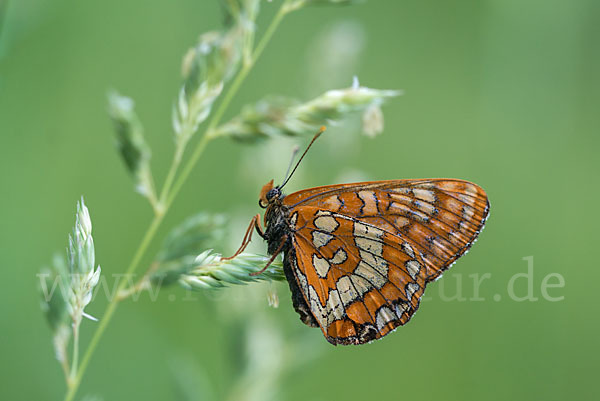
[263,196,292,255]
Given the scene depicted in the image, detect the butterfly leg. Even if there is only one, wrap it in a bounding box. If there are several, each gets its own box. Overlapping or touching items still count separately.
[222,214,265,261]
[249,235,287,276]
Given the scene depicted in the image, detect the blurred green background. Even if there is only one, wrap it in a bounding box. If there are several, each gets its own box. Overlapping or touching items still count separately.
[1,0,598,400]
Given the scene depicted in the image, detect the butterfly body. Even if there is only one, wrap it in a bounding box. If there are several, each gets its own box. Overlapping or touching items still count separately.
[260,186,320,328]
[254,178,490,345]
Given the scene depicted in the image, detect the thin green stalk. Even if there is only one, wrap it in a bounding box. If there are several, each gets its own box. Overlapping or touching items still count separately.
[163,1,291,210]
[147,173,160,214]
[251,1,291,69]
[157,143,185,212]
[211,3,290,131]
[68,322,80,386]
[116,262,158,301]
[63,215,163,401]
[165,1,291,209]
[61,354,71,386]
[165,120,214,210]
[63,3,292,400]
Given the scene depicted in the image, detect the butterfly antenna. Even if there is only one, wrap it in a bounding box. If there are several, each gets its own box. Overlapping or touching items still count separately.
[279,126,326,190]
[281,145,301,185]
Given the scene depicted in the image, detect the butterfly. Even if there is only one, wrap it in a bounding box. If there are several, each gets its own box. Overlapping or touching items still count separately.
[227,128,490,345]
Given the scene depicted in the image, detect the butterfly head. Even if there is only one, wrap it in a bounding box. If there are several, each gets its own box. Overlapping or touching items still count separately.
[259,179,282,208]
[258,127,325,209]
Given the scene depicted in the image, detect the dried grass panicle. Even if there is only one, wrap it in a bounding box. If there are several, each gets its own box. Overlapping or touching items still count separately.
[173,1,261,145]
[39,198,101,379]
[178,251,285,290]
[108,92,156,203]
[151,213,228,286]
[212,81,401,142]
[67,198,101,324]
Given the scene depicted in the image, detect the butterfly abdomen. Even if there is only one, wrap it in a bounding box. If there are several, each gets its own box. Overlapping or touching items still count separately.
[283,249,319,328]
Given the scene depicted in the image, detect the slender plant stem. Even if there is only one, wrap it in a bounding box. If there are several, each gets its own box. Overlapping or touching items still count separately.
[157,143,185,211]
[116,262,158,301]
[252,2,290,69]
[164,130,212,209]
[68,322,80,385]
[165,3,291,209]
[163,0,291,209]
[63,216,163,401]
[63,3,292,400]
[61,354,71,386]
[147,172,160,214]
[214,3,289,130]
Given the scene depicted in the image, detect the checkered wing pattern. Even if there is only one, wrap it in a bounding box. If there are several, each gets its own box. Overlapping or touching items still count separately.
[283,179,489,345]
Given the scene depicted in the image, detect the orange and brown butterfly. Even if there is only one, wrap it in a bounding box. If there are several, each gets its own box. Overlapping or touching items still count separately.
[227,127,490,345]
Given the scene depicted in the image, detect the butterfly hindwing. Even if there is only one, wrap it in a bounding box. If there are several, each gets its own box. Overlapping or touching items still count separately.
[289,209,425,344]
[283,179,489,345]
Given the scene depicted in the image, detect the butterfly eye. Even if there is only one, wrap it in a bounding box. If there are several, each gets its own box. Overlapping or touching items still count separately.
[266,188,280,201]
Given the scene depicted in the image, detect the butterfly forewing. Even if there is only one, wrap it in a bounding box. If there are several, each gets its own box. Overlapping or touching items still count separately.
[283,179,489,345]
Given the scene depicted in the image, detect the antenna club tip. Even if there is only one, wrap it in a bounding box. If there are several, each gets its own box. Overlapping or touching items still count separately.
[319,125,327,133]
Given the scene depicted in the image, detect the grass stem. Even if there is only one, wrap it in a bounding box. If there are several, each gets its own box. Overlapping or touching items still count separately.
[63,215,163,401]
[68,322,80,386]
[62,3,291,400]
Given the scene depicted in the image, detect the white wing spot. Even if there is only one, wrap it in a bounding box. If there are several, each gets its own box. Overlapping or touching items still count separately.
[337,276,358,306]
[356,237,384,257]
[359,250,388,276]
[358,190,378,214]
[388,201,409,214]
[327,289,345,323]
[308,285,327,327]
[406,282,420,300]
[355,261,386,289]
[354,221,384,239]
[312,231,333,248]
[462,205,475,220]
[405,260,421,280]
[415,200,437,216]
[395,302,409,319]
[376,306,397,331]
[413,188,436,203]
[350,274,372,297]
[459,194,476,206]
[401,242,415,258]
[330,248,347,264]
[313,254,331,278]
[390,187,411,195]
[411,209,431,223]
[314,215,339,233]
